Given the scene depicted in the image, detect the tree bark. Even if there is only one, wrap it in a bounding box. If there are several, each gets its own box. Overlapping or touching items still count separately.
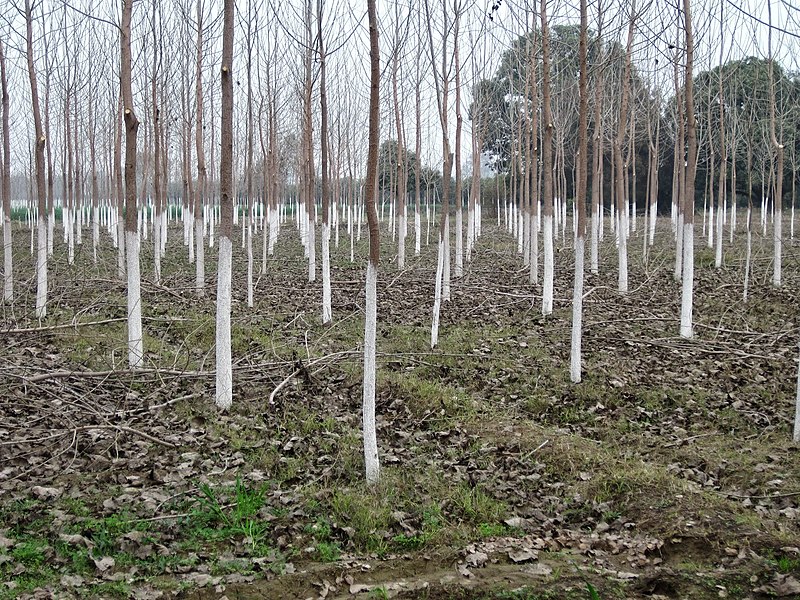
[216,0,235,410]
[25,0,48,319]
[362,0,381,485]
[121,0,143,366]
[680,0,697,339]
[570,0,589,383]
[1,36,11,303]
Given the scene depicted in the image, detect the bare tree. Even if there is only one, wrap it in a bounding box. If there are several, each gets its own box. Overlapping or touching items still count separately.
[614,1,636,294]
[570,0,589,383]
[121,0,143,365]
[680,0,697,339]
[540,0,554,315]
[1,36,11,303]
[318,0,332,323]
[767,1,783,288]
[362,0,381,485]
[194,0,207,297]
[24,0,48,319]
[216,0,234,409]
[425,0,454,348]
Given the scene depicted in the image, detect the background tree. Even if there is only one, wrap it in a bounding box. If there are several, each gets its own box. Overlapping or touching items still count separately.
[1,36,11,303]
[24,0,48,319]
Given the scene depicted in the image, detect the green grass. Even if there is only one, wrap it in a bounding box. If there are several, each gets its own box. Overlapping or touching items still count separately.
[191,478,270,551]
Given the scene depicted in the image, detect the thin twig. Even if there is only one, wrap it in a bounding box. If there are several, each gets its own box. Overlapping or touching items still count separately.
[663,432,719,448]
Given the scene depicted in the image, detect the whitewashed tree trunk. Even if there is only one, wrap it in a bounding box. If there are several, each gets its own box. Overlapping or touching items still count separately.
[542,214,553,315]
[431,238,444,348]
[126,230,143,366]
[195,216,204,295]
[680,223,694,338]
[215,236,233,409]
[322,222,331,323]
[363,260,379,483]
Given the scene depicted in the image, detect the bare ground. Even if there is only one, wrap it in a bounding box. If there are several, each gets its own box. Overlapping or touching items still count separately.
[1,217,799,599]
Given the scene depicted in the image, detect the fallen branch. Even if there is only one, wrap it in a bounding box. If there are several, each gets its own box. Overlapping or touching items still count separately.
[662,432,719,448]
[268,349,359,405]
[0,424,175,448]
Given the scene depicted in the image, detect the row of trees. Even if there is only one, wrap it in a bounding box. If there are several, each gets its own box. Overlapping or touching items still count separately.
[2,0,799,476]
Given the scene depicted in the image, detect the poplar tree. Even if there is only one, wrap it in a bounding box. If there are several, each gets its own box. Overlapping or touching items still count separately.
[216,0,235,409]
[362,0,381,485]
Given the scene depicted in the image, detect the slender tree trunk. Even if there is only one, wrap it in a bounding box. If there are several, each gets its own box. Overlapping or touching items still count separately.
[590,51,603,274]
[194,0,206,296]
[25,1,48,319]
[768,3,783,288]
[570,0,589,383]
[362,0,381,485]
[540,0,554,315]
[318,0,332,323]
[615,4,635,294]
[680,0,697,339]
[1,37,11,303]
[216,0,234,410]
[115,92,125,278]
[453,12,463,279]
[121,0,143,365]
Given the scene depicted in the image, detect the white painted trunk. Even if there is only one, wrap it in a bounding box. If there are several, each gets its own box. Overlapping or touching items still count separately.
[570,235,585,383]
[707,204,713,248]
[153,213,162,284]
[542,214,554,316]
[362,260,380,484]
[674,211,683,281]
[522,212,530,267]
[3,216,12,302]
[322,223,332,324]
[125,230,144,367]
[414,211,421,256]
[425,201,430,246]
[590,206,599,274]
[93,206,100,264]
[618,208,628,294]
[680,223,694,339]
[443,216,451,302]
[715,200,723,268]
[195,217,204,296]
[743,226,752,302]
[350,217,355,263]
[247,220,254,308]
[431,238,444,348]
[466,207,474,262]
[334,204,340,249]
[649,201,657,246]
[531,216,539,285]
[215,236,233,410]
[398,213,406,270]
[774,209,782,287]
[308,214,316,282]
[63,206,70,243]
[261,207,268,275]
[67,208,75,265]
[47,209,54,256]
[268,206,278,256]
[36,216,47,318]
[454,206,463,277]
